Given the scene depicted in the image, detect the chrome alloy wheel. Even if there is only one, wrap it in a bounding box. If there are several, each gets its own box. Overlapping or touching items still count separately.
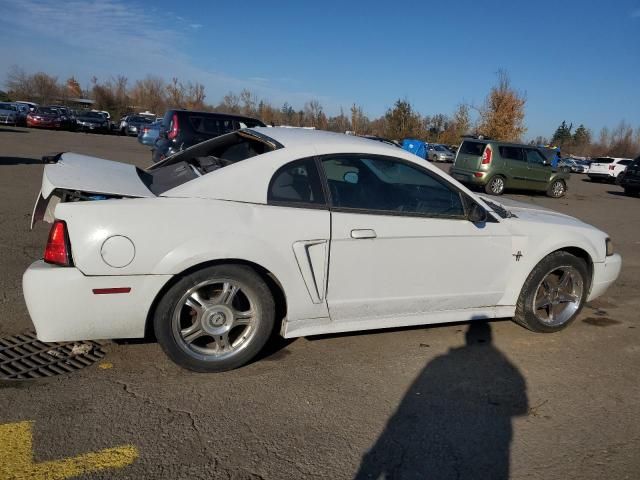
[533,266,584,327]
[489,176,505,194]
[551,180,565,197]
[172,279,257,361]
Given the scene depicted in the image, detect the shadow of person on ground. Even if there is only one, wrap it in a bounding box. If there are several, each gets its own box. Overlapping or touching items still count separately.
[355,322,528,480]
[0,157,41,165]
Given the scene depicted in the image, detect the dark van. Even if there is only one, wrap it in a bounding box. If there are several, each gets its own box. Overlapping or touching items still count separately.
[152,110,266,162]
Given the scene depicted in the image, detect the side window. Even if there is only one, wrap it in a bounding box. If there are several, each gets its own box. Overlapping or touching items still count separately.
[268,158,325,206]
[499,146,524,161]
[619,160,631,166]
[525,149,547,165]
[321,155,465,217]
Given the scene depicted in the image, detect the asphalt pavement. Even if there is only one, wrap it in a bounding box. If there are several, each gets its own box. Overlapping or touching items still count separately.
[1,127,639,479]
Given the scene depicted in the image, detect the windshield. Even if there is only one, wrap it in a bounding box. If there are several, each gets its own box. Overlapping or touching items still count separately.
[78,111,103,119]
[433,145,448,152]
[129,116,153,123]
[141,130,280,194]
[35,107,58,115]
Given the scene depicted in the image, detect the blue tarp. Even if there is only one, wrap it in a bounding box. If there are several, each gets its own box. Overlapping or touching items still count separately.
[402,139,427,159]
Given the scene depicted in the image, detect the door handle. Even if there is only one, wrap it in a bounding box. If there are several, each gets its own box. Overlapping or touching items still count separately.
[351,229,377,239]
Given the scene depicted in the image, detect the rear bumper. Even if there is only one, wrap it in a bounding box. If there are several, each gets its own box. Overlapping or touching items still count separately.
[23,260,171,342]
[449,168,488,186]
[587,254,622,302]
[587,172,613,180]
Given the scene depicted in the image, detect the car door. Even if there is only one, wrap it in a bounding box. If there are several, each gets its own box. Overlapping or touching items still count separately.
[499,146,528,188]
[524,148,552,189]
[321,154,513,326]
[267,157,331,318]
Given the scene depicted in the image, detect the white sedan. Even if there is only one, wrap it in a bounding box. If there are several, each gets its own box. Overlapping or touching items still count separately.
[23,128,622,372]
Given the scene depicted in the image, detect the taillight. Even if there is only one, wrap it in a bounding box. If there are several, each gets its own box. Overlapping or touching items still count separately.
[609,165,615,171]
[167,113,179,140]
[44,220,72,266]
[481,146,492,165]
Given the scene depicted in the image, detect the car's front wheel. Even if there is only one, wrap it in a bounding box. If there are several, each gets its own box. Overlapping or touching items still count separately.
[154,264,275,372]
[513,251,589,333]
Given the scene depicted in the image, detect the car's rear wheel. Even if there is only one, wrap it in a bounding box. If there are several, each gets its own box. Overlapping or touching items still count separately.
[513,251,589,333]
[154,264,275,372]
[547,179,566,198]
[485,175,505,195]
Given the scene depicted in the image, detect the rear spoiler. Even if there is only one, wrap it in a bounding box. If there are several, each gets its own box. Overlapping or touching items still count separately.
[42,153,64,164]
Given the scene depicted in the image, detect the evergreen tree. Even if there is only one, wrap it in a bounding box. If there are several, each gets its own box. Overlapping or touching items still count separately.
[551,121,573,148]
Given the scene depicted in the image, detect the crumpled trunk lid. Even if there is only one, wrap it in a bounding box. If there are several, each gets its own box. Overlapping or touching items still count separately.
[31,152,154,228]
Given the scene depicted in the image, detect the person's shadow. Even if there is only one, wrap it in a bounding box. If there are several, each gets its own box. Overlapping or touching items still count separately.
[355,322,528,480]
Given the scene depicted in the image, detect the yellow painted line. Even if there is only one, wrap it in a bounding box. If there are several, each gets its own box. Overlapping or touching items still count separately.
[0,421,138,480]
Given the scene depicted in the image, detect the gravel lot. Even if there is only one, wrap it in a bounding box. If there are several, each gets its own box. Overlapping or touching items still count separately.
[1,126,639,479]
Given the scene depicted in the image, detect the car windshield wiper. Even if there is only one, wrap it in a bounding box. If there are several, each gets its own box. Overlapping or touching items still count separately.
[483,199,517,219]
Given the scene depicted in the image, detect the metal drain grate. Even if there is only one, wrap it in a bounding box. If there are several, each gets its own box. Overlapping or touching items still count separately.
[0,331,105,380]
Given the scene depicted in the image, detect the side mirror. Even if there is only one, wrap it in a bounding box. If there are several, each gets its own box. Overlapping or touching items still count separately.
[542,160,550,166]
[468,203,487,223]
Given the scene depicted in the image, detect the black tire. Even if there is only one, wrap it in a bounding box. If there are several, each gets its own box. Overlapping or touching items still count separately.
[513,251,589,333]
[484,175,505,195]
[154,264,275,372]
[546,179,566,198]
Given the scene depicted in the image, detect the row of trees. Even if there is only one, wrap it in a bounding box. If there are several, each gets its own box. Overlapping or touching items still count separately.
[4,65,638,157]
[3,65,527,144]
[544,120,640,158]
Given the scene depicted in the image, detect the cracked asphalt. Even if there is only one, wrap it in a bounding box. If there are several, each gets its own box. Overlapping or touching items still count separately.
[1,127,639,479]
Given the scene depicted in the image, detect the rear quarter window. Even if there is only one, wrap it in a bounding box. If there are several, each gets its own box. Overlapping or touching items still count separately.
[459,141,486,156]
[189,116,235,135]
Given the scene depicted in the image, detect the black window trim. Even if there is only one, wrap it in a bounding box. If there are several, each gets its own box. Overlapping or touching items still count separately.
[267,156,329,210]
[316,153,494,222]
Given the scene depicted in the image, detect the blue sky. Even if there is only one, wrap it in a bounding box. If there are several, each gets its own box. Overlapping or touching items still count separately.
[1,0,638,138]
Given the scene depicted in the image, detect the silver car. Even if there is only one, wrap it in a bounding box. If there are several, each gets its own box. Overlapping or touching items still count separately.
[0,102,18,125]
[428,144,455,162]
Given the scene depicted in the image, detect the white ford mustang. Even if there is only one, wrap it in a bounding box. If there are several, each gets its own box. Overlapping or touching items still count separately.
[23,128,621,372]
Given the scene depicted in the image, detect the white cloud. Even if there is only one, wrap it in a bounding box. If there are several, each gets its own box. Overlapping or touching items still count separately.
[0,0,330,110]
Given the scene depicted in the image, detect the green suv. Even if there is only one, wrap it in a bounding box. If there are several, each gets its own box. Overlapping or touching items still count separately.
[449,139,570,197]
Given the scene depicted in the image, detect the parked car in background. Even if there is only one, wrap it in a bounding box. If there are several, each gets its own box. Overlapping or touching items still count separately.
[559,158,588,173]
[616,156,640,196]
[450,139,570,197]
[119,114,154,136]
[23,128,621,372]
[26,106,64,129]
[75,110,110,133]
[587,157,632,183]
[138,119,163,146]
[152,110,266,162]
[15,101,38,112]
[12,102,30,126]
[49,105,76,130]
[428,144,455,162]
[0,102,19,125]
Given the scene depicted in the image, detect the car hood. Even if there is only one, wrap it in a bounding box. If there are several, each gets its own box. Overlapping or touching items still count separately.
[31,153,154,227]
[478,194,590,228]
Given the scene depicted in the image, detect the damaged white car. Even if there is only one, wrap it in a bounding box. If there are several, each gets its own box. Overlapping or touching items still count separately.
[23,128,621,372]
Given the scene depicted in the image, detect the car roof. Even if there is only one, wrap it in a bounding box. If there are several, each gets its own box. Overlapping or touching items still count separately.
[163,127,476,205]
[168,109,263,122]
[248,127,402,152]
